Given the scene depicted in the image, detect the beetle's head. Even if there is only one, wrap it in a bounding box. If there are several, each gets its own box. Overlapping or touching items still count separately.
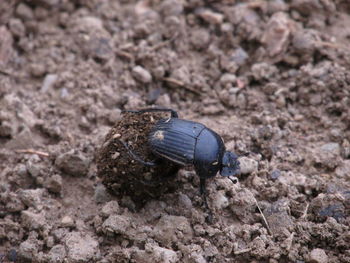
[220,151,240,180]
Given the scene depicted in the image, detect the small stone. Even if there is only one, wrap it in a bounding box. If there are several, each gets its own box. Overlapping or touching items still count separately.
[320,143,340,155]
[190,29,210,50]
[94,184,112,204]
[16,3,34,21]
[18,189,45,209]
[29,63,46,77]
[197,8,224,24]
[64,232,99,263]
[41,74,58,92]
[132,66,152,84]
[18,236,40,261]
[101,201,120,217]
[55,150,89,177]
[239,157,258,174]
[309,248,328,263]
[159,0,184,17]
[270,169,281,180]
[61,216,75,228]
[48,245,66,263]
[335,160,350,179]
[212,190,229,210]
[45,174,63,194]
[102,215,131,236]
[153,215,193,247]
[21,210,46,230]
[8,18,26,38]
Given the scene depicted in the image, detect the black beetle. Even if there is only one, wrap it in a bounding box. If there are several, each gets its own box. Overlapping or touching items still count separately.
[118,108,241,218]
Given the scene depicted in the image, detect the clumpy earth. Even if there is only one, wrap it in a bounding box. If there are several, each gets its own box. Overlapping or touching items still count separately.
[1,0,350,262]
[97,111,179,207]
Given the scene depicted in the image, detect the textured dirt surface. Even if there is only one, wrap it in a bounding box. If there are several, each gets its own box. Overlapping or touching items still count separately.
[1,0,350,262]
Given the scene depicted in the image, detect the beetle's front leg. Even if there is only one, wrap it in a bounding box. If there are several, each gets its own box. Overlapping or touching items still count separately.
[117,139,158,166]
[200,178,213,223]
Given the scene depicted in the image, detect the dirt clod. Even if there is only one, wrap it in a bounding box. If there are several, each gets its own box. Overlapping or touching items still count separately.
[97,111,179,206]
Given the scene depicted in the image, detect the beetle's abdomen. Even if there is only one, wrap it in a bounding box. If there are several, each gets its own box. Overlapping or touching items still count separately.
[148,118,205,165]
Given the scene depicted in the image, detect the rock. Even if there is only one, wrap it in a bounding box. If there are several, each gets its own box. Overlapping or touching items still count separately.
[251,62,279,81]
[48,245,66,263]
[309,193,346,222]
[159,0,184,17]
[212,190,229,210]
[132,244,179,263]
[6,193,25,212]
[18,189,45,209]
[101,201,120,217]
[45,174,63,194]
[102,215,131,236]
[8,18,26,38]
[190,29,210,50]
[197,8,224,24]
[18,236,40,261]
[264,199,294,237]
[61,216,75,228]
[132,66,152,84]
[94,184,112,204]
[153,215,193,247]
[239,157,258,174]
[320,143,340,155]
[309,248,328,263]
[335,160,350,179]
[64,232,99,263]
[29,63,46,77]
[0,26,14,66]
[261,12,294,57]
[15,3,34,21]
[21,210,46,230]
[41,74,58,92]
[55,150,89,177]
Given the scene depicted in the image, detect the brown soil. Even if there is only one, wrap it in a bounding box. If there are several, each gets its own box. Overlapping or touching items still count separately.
[1,0,350,262]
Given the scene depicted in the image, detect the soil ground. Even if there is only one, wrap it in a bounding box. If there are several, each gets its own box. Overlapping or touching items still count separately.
[1,0,350,262]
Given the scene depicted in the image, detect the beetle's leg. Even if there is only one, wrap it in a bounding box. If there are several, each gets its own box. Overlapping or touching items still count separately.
[200,178,213,223]
[117,139,157,166]
[122,108,178,118]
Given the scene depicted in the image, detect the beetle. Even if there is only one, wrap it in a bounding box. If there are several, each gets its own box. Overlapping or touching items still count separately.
[118,108,241,218]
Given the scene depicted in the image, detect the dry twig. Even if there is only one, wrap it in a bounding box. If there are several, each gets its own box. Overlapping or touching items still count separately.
[15,149,50,157]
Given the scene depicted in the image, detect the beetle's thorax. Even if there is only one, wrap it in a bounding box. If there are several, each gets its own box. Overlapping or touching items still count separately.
[193,128,225,179]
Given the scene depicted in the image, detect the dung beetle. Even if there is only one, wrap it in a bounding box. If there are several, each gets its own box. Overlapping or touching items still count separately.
[118,108,241,218]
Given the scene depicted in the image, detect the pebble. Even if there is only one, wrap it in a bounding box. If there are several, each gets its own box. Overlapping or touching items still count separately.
[309,248,328,263]
[212,190,229,210]
[61,215,75,228]
[159,0,184,17]
[320,143,340,155]
[94,184,112,204]
[239,157,258,174]
[21,210,46,230]
[18,237,40,261]
[8,18,26,38]
[132,66,152,84]
[102,215,131,236]
[101,200,120,217]
[18,189,45,209]
[153,215,193,247]
[55,150,89,177]
[197,8,224,24]
[64,232,100,263]
[48,245,66,263]
[190,29,210,50]
[15,3,34,21]
[41,74,58,92]
[45,174,63,194]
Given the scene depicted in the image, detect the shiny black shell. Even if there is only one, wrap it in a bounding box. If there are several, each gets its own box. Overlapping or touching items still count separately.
[148,118,225,178]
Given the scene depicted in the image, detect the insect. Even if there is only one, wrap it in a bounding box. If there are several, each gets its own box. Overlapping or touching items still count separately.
[118,108,241,220]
